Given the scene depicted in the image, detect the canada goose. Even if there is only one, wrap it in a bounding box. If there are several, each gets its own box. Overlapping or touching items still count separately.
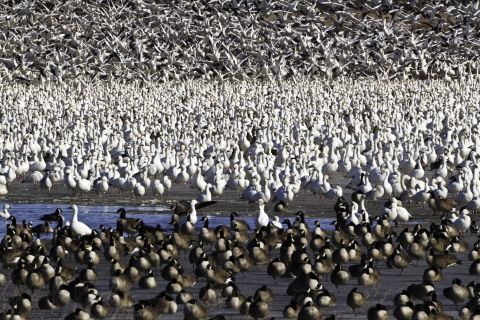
[161,257,180,281]
[109,269,131,294]
[443,278,469,310]
[392,290,413,306]
[389,248,412,275]
[235,254,253,275]
[427,247,462,269]
[91,298,109,319]
[181,213,196,236]
[49,265,68,293]
[254,285,275,304]
[316,288,337,308]
[240,296,254,315]
[177,265,197,288]
[26,266,45,294]
[423,266,443,282]
[134,303,158,320]
[450,235,468,253]
[176,289,195,305]
[347,287,365,314]
[332,239,350,265]
[331,264,350,290]
[199,281,217,303]
[171,222,192,253]
[249,239,271,265]
[137,291,177,315]
[283,298,300,318]
[267,258,286,283]
[53,283,71,307]
[65,308,92,320]
[298,301,321,320]
[406,281,435,301]
[225,289,246,310]
[184,299,207,320]
[139,269,157,289]
[109,291,134,308]
[393,301,413,320]
[205,264,233,285]
[230,212,250,231]
[313,252,334,278]
[470,258,480,274]
[358,264,379,286]
[233,224,250,243]
[37,294,60,311]
[9,292,32,314]
[249,296,270,320]
[39,208,63,221]
[79,258,98,282]
[163,277,183,294]
[428,190,458,214]
[199,217,217,246]
[367,303,389,320]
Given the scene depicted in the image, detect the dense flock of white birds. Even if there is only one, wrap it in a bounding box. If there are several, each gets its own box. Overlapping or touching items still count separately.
[0,77,478,222]
[0,0,480,82]
[0,75,479,319]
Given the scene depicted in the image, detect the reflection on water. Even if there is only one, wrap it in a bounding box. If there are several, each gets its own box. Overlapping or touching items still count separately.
[1,203,339,239]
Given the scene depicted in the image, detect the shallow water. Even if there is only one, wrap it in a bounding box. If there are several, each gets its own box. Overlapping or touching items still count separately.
[1,203,338,239]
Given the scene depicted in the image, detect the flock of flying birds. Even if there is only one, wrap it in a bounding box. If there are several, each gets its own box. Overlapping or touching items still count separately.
[0,0,480,83]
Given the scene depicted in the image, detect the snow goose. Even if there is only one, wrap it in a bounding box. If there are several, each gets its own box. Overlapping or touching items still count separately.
[22,171,43,189]
[389,198,411,225]
[411,179,431,208]
[447,173,464,196]
[324,186,343,202]
[63,169,77,194]
[75,170,93,195]
[0,204,12,219]
[152,180,165,198]
[455,181,473,205]
[95,176,109,197]
[68,205,92,236]
[465,197,480,216]
[255,199,269,230]
[161,175,172,196]
[453,208,472,236]
[133,183,146,198]
[196,184,212,203]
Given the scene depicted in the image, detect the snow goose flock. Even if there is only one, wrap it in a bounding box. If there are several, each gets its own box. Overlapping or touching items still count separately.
[0,0,480,319]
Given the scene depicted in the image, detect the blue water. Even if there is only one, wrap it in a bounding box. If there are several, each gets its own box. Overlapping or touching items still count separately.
[0,203,337,239]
